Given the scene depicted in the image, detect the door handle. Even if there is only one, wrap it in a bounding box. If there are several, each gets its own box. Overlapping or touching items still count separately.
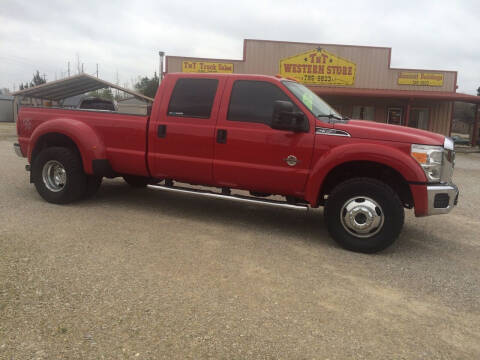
[157,124,167,138]
[217,129,227,144]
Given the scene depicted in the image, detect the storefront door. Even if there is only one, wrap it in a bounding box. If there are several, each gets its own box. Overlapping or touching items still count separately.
[387,107,403,125]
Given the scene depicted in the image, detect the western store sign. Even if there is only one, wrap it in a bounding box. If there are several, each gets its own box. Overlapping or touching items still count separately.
[280,48,356,86]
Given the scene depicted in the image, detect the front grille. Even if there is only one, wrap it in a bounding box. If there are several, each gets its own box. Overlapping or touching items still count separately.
[434,193,450,208]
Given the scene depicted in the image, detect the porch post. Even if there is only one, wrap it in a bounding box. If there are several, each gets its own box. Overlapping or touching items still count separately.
[472,104,479,148]
[405,99,411,127]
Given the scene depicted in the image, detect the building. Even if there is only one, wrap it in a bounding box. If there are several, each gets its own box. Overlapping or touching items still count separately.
[0,94,14,122]
[166,39,480,145]
[117,96,149,115]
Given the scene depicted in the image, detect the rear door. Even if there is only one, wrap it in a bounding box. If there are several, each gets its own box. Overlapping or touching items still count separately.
[148,76,224,184]
[213,78,315,197]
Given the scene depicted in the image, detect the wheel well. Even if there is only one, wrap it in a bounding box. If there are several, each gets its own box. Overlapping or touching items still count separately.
[31,133,81,165]
[319,161,414,208]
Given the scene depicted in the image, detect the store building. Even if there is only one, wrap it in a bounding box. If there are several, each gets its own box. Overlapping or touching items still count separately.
[166,39,480,144]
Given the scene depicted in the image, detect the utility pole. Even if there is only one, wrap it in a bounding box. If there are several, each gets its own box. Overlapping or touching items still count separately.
[68,61,70,77]
[42,73,46,82]
[159,51,165,84]
[81,63,84,73]
[96,63,99,78]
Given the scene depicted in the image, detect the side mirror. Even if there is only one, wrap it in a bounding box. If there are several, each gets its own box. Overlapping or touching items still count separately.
[271,100,308,132]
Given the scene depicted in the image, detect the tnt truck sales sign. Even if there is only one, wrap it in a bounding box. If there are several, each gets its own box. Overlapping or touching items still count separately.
[182,61,234,73]
[280,48,356,86]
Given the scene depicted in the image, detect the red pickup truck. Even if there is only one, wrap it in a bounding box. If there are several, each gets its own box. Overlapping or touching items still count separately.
[14,73,458,253]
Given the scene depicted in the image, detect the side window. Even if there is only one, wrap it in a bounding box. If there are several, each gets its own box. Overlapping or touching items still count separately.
[227,80,293,124]
[167,78,218,118]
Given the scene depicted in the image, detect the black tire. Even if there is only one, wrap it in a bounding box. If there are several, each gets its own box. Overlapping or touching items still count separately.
[123,175,150,188]
[32,147,87,204]
[85,176,102,198]
[324,177,404,253]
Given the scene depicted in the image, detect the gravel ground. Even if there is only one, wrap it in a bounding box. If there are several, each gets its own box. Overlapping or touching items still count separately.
[1,122,479,359]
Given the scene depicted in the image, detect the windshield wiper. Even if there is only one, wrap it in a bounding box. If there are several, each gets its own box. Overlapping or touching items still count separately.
[317,113,344,122]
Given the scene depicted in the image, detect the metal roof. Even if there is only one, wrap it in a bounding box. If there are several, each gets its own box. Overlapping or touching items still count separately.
[12,73,154,102]
[0,94,14,101]
[311,87,480,104]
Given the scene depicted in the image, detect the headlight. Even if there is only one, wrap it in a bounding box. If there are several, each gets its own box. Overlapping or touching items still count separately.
[411,144,444,182]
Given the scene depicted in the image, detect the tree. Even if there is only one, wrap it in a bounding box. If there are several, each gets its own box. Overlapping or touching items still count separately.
[477,86,480,96]
[32,70,46,86]
[134,73,159,98]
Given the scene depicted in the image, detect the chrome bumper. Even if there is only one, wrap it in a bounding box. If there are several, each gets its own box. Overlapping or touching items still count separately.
[13,143,24,157]
[427,183,459,215]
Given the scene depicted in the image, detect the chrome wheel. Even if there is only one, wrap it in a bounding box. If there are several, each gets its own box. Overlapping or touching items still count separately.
[340,196,384,238]
[42,160,67,192]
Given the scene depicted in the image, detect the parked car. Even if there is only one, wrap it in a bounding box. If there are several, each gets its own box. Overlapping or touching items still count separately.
[14,73,458,253]
[60,94,117,112]
[452,135,471,146]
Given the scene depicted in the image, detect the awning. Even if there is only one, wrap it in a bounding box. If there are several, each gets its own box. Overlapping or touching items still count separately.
[12,73,154,102]
[310,86,480,104]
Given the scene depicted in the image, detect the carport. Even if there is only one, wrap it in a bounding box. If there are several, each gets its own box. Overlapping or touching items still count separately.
[11,73,154,121]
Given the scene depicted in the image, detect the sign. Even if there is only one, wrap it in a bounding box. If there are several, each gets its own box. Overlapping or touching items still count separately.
[398,72,444,86]
[182,61,234,73]
[280,48,356,85]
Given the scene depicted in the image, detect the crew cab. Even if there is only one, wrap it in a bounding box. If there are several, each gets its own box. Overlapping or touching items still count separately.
[14,73,459,253]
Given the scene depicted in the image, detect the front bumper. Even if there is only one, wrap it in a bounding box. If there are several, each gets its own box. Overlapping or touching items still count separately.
[13,143,24,157]
[426,183,459,215]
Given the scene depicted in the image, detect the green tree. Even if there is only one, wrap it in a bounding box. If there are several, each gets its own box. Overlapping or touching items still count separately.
[32,70,46,86]
[134,73,159,98]
[99,88,113,100]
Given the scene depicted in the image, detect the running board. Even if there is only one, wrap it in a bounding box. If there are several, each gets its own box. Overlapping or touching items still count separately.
[147,184,309,211]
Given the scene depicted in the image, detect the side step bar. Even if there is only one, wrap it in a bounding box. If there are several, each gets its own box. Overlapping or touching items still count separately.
[147,184,309,211]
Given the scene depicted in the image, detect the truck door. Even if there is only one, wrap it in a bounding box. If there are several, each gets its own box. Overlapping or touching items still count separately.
[213,79,315,197]
[148,76,224,184]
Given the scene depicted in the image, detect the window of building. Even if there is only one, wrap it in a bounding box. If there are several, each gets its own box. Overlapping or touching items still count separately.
[227,80,292,124]
[352,106,375,121]
[408,108,429,130]
[387,107,403,125]
[167,78,218,118]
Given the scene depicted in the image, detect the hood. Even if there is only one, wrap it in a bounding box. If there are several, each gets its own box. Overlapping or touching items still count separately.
[333,119,445,146]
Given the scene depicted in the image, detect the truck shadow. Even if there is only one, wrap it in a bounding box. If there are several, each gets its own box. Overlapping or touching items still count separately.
[81,180,439,256]
[85,180,336,248]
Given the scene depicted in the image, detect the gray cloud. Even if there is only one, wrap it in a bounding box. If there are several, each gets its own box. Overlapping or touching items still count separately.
[1,0,478,94]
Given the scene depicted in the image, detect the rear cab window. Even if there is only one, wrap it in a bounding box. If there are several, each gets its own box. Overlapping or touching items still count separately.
[167,78,219,118]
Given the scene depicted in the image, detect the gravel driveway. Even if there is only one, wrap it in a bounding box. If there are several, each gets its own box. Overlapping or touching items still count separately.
[1,123,479,359]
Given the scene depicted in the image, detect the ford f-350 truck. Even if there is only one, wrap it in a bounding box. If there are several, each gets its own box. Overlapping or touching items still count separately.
[14,73,458,253]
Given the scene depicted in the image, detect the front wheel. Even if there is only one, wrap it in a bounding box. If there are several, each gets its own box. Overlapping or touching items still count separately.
[324,178,404,253]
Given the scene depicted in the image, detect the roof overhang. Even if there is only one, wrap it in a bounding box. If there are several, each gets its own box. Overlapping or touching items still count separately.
[12,73,154,102]
[310,86,480,104]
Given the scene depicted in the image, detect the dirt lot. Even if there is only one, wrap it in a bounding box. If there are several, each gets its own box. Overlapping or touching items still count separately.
[1,122,479,359]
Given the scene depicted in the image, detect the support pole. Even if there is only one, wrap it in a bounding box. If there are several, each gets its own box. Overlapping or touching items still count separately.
[405,100,411,127]
[472,104,479,148]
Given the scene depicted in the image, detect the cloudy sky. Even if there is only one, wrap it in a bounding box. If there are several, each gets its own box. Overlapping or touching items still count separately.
[1,0,479,94]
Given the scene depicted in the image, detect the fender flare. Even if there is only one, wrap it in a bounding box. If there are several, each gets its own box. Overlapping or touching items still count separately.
[304,142,427,206]
[28,118,107,174]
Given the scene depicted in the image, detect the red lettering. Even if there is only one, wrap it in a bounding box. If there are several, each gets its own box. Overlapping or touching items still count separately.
[319,65,324,74]
[348,67,352,75]
[283,64,292,72]
[308,53,316,63]
[327,66,332,74]
[321,53,328,63]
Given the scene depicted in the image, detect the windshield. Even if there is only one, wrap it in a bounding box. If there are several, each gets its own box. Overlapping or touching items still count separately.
[282,81,342,120]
